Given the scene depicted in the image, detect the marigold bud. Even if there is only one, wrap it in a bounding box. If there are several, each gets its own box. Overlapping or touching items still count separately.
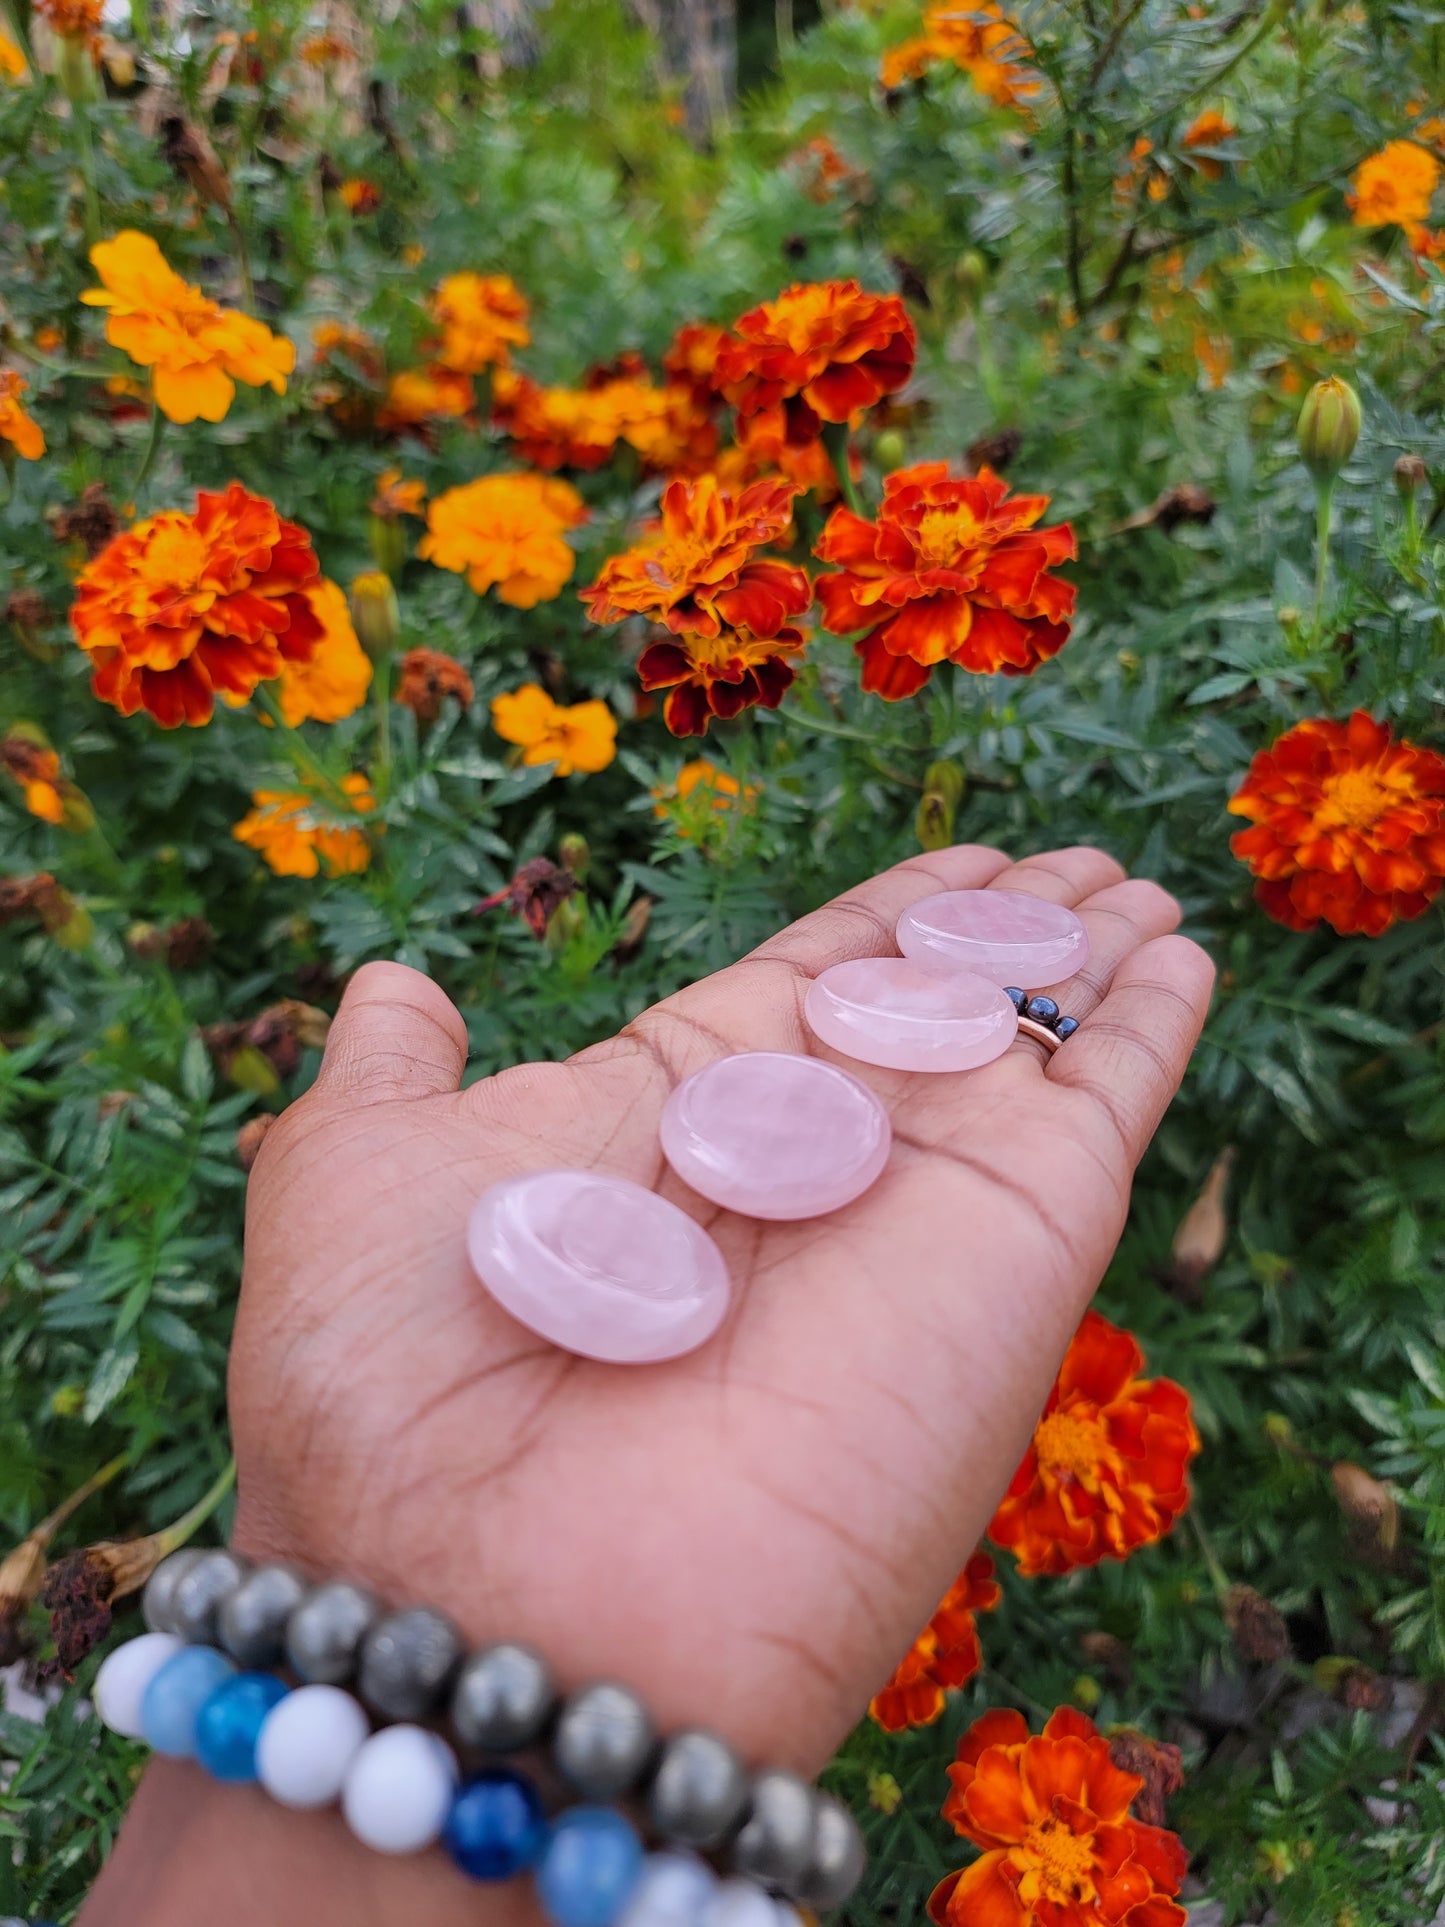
[1296,376,1362,482]
[368,513,409,579]
[558,833,590,881]
[1069,1674,1102,1710]
[954,249,988,302]
[873,428,906,472]
[57,29,99,102]
[867,1771,902,1815]
[916,759,965,851]
[1394,453,1428,497]
[1168,1146,1233,1296]
[348,571,400,656]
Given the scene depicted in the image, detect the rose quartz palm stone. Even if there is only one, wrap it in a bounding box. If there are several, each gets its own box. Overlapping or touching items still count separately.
[804,957,1018,1073]
[467,1170,730,1364]
[895,889,1089,987]
[660,1051,891,1220]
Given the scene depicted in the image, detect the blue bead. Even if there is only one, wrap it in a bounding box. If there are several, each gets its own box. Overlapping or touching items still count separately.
[139,1646,237,1758]
[1002,987,1027,1013]
[444,1768,548,1881]
[1055,1015,1080,1039]
[1025,995,1060,1024]
[537,1808,645,1927]
[193,1672,289,1782]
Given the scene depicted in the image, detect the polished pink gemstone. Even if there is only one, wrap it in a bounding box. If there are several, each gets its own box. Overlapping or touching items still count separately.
[895,889,1089,987]
[803,957,1018,1073]
[467,1171,730,1364]
[660,1051,891,1221]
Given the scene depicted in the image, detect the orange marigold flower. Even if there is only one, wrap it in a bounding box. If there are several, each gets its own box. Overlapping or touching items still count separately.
[0,27,29,78]
[370,467,427,520]
[652,757,760,824]
[273,579,372,726]
[611,380,720,476]
[378,363,475,430]
[581,475,809,640]
[71,483,323,728]
[81,231,294,425]
[1348,141,1441,229]
[786,133,862,203]
[419,472,587,608]
[233,773,374,878]
[0,371,44,460]
[930,1706,1188,1927]
[312,319,383,378]
[870,1552,1000,1733]
[490,683,617,777]
[492,369,620,469]
[298,31,350,64]
[429,272,530,375]
[716,279,916,444]
[395,647,474,724]
[338,178,382,215]
[881,4,1041,110]
[35,0,101,45]
[1181,109,1235,179]
[814,461,1075,699]
[663,321,734,407]
[988,1309,1199,1578]
[0,736,66,825]
[1228,710,1445,936]
[638,625,808,738]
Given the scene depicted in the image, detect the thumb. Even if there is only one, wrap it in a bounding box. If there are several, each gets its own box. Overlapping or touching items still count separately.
[311,960,469,1102]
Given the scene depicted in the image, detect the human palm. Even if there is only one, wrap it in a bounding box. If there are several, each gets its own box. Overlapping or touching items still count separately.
[230,842,1212,1778]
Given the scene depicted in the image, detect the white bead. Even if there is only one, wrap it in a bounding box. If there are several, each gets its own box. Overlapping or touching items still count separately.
[341,1724,458,1854]
[255,1684,370,1810]
[618,1853,719,1927]
[701,1881,789,1927]
[93,1633,182,1739]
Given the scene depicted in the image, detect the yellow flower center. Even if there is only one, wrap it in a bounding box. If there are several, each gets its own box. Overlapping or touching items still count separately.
[916,505,982,563]
[1033,1407,1108,1483]
[1322,764,1394,830]
[144,523,213,593]
[1019,1816,1098,1902]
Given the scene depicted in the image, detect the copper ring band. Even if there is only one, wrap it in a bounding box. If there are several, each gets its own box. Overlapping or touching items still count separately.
[1016,1015,1065,1056]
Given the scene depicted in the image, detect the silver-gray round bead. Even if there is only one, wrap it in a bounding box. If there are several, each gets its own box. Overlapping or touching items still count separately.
[730,1769,815,1890]
[169,1548,251,1645]
[451,1642,557,1751]
[554,1681,657,1798]
[647,1727,750,1849]
[141,1549,204,1635]
[217,1563,307,1669]
[358,1606,463,1721]
[796,1793,866,1910]
[285,1580,379,1685]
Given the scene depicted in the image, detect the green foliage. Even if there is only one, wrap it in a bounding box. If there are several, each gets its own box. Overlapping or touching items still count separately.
[2,0,1445,1918]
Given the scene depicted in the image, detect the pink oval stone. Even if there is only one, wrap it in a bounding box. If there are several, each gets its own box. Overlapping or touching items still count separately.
[467,1171,730,1364]
[660,1052,891,1221]
[895,889,1089,987]
[804,958,1018,1073]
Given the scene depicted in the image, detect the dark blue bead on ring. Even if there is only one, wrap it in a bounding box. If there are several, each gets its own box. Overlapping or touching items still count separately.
[444,1767,549,1880]
[1025,995,1060,1024]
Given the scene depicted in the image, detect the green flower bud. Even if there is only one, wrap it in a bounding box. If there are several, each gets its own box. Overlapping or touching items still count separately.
[558,832,590,881]
[348,571,400,657]
[1296,376,1361,482]
[915,759,966,851]
[368,514,409,578]
[873,428,906,472]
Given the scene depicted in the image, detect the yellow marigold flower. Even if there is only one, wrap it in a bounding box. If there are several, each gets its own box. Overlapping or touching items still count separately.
[491,683,617,777]
[429,273,530,375]
[81,231,295,425]
[370,468,427,520]
[0,28,29,78]
[273,580,372,726]
[419,472,587,608]
[0,372,44,460]
[233,773,374,878]
[377,364,475,429]
[1348,141,1441,229]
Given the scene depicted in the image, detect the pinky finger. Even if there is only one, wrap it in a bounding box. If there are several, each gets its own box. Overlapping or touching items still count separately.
[1046,934,1216,1168]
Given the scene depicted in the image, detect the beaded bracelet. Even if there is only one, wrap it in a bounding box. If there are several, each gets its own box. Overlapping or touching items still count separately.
[92,1549,864,1927]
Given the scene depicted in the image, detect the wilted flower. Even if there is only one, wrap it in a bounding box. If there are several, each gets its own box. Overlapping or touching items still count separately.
[81,231,295,424]
[71,484,323,727]
[274,580,372,725]
[0,371,44,460]
[814,461,1076,698]
[395,648,474,723]
[1228,711,1445,935]
[420,473,587,607]
[491,684,617,777]
[1224,1584,1292,1663]
[429,272,530,374]
[931,1707,1188,1927]
[987,1308,1199,1576]
[232,775,375,878]
[869,1551,1000,1731]
[51,482,122,558]
[127,915,214,970]
[42,1536,166,1674]
[476,856,577,938]
[717,279,915,444]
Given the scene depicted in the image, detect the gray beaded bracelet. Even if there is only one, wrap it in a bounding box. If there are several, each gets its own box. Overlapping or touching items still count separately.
[143,1550,866,1910]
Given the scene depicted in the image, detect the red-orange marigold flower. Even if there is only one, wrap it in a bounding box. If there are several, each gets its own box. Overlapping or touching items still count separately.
[663,321,734,408]
[930,1706,1188,1927]
[70,484,323,728]
[988,1310,1199,1578]
[638,624,807,738]
[492,368,618,470]
[814,461,1076,698]
[870,1552,1000,1732]
[716,279,916,444]
[1228,710,1445,936]
[581,475,809,640]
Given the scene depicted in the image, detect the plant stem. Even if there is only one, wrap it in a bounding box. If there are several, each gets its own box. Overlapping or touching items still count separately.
[374,648,393,801]
[156,1458,236,1557]
[1312,477,1335,637]
[224,206,256,313]
[820,421,863,516]
[36,1453,129,1540]
[131,394,164,497]
[70,92,102,248]
[254,686,353,807]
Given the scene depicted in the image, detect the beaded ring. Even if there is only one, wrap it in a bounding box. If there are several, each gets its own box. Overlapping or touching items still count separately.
[94,1549,865,1927]
[1004,988,1081,1056]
